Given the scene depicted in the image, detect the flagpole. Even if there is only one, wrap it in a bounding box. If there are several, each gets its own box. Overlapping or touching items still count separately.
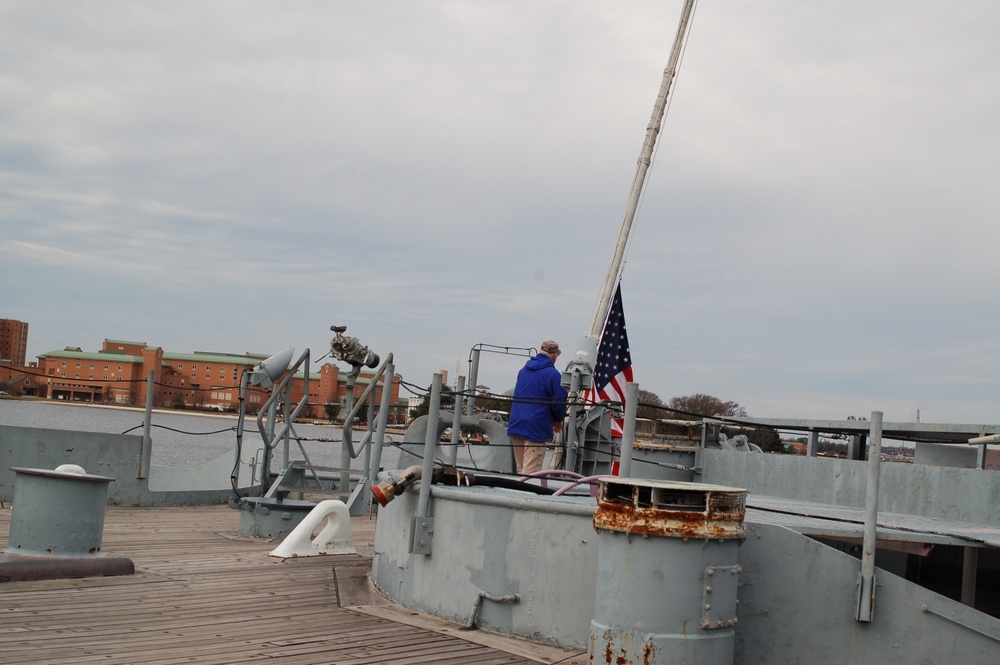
[588,0,698,336]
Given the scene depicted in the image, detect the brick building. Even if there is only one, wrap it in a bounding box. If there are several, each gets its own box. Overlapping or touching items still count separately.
[0,318,43,396]
[19,338,403,422]
[0,318,29,366]
[0,363,43,396]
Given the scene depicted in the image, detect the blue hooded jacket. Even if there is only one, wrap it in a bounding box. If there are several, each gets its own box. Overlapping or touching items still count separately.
[506,354,569,443]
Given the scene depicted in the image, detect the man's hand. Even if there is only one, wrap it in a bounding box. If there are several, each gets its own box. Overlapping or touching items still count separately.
[553,421,563,433]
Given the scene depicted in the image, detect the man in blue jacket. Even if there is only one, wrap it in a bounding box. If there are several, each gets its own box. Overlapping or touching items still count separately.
[507,340,569,474]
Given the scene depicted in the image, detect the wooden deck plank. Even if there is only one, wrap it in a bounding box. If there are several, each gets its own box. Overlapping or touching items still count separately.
[0,503,583,665]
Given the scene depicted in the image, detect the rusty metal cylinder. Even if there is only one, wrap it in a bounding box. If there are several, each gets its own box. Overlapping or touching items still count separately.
[5,466,114,558]
[589,478,746,665]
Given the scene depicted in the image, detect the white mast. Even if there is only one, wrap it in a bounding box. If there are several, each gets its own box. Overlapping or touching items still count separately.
[588,0,699,337]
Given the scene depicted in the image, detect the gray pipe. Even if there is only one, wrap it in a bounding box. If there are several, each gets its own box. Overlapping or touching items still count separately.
[232,369,251,490]
[429,484,596,518]
[466,348,481,416]
[857,410,883,622]
[342,355,394,457]
[448,375,465,466]
[619,382,639,477]
[417,373,442,520]
[340,372,356,493]
[466,590,520,629]
[281,386,291,469]
[367,356,395,511]
[140,370,154,479]
[563,368,582,476]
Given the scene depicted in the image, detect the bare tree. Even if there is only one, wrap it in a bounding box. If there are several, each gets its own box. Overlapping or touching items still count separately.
[667,393,747,420]
[636,389,666,419]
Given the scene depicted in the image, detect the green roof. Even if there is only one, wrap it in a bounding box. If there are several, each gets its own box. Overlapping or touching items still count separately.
[38,349,143,362]
[163,351,268,364]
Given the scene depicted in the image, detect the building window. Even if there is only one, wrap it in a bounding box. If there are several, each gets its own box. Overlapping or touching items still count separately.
[104,365,109,370]
[90,364,95,369]
[76,363,81,368]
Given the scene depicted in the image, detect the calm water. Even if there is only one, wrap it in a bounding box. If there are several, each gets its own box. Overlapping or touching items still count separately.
[0,399,401,471]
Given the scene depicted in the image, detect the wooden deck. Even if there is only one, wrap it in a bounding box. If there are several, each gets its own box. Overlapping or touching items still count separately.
[0,504,586,665]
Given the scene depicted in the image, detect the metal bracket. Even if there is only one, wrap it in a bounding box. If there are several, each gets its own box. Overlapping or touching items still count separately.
[410,515,434,555]
[856,571,877,622]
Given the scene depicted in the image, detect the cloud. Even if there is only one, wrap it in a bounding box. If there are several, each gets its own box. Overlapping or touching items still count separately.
[3,1,1000,425]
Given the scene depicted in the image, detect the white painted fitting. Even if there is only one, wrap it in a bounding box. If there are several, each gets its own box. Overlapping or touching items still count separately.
[371,465,423,507]
[268,499,356,558]
[54,464,87,475]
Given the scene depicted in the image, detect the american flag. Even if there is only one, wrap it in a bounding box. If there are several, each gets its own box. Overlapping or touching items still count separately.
[584,282,633,436]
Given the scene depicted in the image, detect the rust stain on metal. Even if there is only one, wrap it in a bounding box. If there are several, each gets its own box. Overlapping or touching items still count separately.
[593,625,659,664]
[642,641,655,664]
[593,479,747,539]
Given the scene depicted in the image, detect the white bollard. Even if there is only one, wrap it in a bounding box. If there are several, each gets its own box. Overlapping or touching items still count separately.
[268,499,356,558]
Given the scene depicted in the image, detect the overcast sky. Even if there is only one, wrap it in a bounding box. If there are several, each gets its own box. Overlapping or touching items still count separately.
[3,1,999,426]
